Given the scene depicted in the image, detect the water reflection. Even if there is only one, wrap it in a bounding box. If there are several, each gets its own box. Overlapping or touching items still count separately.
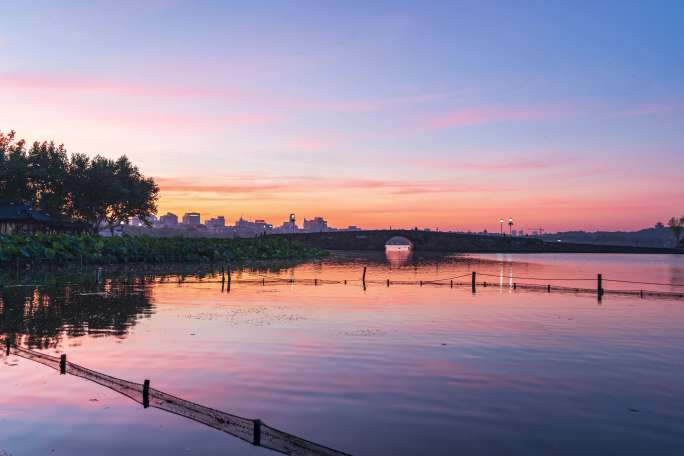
[385,246,413,268]
[0,261,321,349]
[2,254,684,456]
[2,253,683,351]
[1,281,154,349]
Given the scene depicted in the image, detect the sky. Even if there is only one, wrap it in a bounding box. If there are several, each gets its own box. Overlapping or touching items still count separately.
[1,0,683,232]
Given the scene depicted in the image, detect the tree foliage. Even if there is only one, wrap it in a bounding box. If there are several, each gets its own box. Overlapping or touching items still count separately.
[0,130,159,233]
[667,216,684,245]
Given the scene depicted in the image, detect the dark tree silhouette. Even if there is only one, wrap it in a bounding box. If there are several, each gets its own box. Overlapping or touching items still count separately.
[1,130,159,233]
[27,140,70,215]
[668,216,684,245]
[0,130,31,203]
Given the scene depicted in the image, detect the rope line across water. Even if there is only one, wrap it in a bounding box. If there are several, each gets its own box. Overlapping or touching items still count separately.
[603,278,684,287]
[6,346,352,456]
[477,272,595,281]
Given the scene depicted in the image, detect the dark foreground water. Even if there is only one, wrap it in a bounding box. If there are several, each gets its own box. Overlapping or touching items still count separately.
[1,252,684,455]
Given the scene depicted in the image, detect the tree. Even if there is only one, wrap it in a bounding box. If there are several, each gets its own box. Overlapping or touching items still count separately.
[65,154,111,233]
[667,216,684,245]
[101,155,158,234]
[112,156,158,229]
[0,130,31,204]
[27,140,70,216]
[1,130,159,235]
[66,155,159,234]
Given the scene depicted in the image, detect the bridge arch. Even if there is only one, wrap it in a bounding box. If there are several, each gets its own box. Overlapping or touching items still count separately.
[385,236,413,250]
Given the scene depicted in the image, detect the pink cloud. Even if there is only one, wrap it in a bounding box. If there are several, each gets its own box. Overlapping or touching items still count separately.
[424,105,572,130]
[285,137,333,151]
[410,158,559,172]
[321,92,452,113]
[0,72,242,101]
[0,71,450,115]
[156,176,520,196]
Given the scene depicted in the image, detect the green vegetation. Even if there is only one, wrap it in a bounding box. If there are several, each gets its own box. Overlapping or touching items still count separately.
[667,216,684,245]
[1,130,158,233]
[0,234,327,266]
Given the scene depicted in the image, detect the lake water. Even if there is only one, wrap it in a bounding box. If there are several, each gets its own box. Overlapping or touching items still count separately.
[2,252,684,455]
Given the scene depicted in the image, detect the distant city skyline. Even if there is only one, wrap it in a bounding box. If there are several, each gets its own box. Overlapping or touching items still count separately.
[1,1,682,231]
[125,209,679,249]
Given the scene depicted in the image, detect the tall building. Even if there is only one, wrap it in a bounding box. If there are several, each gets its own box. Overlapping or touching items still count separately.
[182,212,201,226]
[159,212,178,226]
[206,216,225,229]
[131,214,158,227]
[304,217,328,232]
[275,213,298,233]
[234,217,273,237]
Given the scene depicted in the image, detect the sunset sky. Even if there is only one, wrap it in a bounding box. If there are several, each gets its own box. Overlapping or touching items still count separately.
[1,1,682,232]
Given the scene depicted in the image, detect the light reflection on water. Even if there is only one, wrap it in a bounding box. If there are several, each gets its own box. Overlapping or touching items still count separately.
[1,253,684,455]
[384,246,413,268]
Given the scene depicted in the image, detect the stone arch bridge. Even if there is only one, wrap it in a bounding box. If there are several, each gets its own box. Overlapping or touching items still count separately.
[270,230,679,253]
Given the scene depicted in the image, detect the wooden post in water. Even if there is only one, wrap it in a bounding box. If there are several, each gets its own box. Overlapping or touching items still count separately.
[227,265,232,292]
[547,285,551,293]
[5,338,10,356]
[450,280,453,288]
[597,273,603,296]
[253,419,262,446]
[386,279,390,287]
[362,267,367,287]
[472,272,476,293]
[513,282,517,290]
[143,380,150,408]
[314,278,318,286]
[60,354,66,375]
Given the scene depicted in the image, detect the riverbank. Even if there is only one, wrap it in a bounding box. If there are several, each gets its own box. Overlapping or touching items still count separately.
[0,234,328,266]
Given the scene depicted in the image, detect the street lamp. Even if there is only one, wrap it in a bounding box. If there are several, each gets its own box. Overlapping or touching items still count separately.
[499,218,504,236]
[508,217,514,236]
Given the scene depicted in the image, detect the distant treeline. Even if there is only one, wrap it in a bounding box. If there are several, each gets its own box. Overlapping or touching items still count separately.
[0,233,328,266]
[541,223,681,248]
[0,130,158,233]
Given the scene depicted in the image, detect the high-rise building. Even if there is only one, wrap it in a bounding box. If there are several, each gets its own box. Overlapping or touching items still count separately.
[159,212,179,226]
[182,212,201,225]
[206,216,226,229]
[234,217,273,237]
[303,216,328,232]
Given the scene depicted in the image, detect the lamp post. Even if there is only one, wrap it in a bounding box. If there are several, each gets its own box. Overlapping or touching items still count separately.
[499,218,504,236]
[508,217,514,236]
